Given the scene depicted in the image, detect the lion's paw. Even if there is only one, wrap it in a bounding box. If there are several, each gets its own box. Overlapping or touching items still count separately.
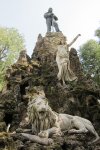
[53,129,63,137]
[38,130,49,138]
[48,138,54,145]
[68,129,76,134]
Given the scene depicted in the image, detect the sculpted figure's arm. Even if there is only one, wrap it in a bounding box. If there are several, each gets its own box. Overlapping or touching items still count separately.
[53,15,58,21]
[68,34,81,47]
[44,12,54,18]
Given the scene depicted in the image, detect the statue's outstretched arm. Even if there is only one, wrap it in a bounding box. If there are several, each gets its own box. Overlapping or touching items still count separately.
[68,34,81,47]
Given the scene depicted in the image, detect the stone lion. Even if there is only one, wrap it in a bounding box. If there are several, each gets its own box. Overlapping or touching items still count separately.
[27,86,99,144]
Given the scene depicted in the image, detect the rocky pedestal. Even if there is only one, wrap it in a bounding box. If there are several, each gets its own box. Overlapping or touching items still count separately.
[32,32,100,117]
[0,32,100,150]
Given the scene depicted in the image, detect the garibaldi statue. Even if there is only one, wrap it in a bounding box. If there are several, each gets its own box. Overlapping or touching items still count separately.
[44,8,60,32]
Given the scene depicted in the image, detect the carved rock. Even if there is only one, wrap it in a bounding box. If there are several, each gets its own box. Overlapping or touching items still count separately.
[0,32,100,149]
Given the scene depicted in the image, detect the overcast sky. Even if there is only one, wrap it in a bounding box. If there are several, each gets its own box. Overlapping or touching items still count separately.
[0,0,100,56]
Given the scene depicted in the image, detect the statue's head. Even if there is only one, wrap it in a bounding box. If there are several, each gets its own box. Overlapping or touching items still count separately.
[48,7,53,13]
[27,86,50,121]
[31,97,49,114]
[27,86,56,131]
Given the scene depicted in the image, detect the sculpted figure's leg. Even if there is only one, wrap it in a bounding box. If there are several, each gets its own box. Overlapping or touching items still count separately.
[46,19,51,32]
[68,119,88,134]
[62,74,68,88]
[86,124,99,143]
[62,79,67,87]
[21,133,53,145]
[57,65,62,81]
[68,117,99,144]
[53,21,60,32]
[57,67,67,87]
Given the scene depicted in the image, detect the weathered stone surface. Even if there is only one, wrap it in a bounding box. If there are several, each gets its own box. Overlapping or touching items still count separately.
[0,32,100,149]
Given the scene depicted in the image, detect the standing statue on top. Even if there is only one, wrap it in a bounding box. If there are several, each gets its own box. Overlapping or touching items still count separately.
[56,34,81,87]
[44,8,60,32]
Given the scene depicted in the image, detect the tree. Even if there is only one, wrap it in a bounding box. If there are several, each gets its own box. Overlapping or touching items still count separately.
[0,27,25,90]
[79,39,100,85]
[95,27,100,43]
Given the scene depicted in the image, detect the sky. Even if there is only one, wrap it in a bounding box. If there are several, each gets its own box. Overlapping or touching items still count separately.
[0,0,100,56]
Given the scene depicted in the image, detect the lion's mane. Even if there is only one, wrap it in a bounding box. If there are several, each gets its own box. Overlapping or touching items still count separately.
[27,88,58,134]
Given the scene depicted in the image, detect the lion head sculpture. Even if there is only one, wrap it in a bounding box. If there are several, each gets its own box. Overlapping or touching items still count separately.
[27,86,57,134]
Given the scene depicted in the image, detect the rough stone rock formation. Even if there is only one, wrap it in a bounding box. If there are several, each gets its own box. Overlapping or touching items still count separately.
[0,32,100,150]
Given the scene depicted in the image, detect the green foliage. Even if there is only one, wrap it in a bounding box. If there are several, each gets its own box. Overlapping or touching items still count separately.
[0,27,25,90]
[79,39,100,85]
[95,27,100,41]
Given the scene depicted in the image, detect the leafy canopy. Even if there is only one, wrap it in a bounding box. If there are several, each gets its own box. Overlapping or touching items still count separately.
[0,27,25,89]
[95,27,100,41]
[79,39,100,85]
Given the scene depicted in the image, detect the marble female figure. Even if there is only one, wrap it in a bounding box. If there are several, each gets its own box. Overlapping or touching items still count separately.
[56,34,81,86]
